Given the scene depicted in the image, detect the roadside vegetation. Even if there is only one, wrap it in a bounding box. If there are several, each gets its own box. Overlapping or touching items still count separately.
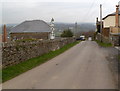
[118,55,120,61]
[95,40,112,47]
[61,29,73,37]
[15,38,38,42]
[118,55,120,74]
[2,41,80,83]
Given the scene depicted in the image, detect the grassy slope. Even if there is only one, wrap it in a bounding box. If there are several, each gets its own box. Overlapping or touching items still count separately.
[95,40,112,47]
[2,41,80,83]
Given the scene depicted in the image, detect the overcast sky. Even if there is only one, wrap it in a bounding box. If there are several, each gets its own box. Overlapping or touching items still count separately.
[0,0,120,24]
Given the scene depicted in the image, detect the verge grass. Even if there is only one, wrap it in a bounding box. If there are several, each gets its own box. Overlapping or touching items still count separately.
[95,40,112,47]
[2,41,80,83]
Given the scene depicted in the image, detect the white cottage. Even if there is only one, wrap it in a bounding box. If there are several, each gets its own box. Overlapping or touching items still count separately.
[102,5,120,45]
[103,12,120,28]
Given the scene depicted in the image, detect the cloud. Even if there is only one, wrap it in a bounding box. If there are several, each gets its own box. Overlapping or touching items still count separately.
[1,0,93,2]
[1,0,120,24]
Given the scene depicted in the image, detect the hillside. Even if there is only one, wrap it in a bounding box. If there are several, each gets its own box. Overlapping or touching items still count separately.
[0,22,96,37]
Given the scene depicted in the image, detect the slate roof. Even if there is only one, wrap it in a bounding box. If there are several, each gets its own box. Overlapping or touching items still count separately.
[10,20,51,33]
[103,11,120,20]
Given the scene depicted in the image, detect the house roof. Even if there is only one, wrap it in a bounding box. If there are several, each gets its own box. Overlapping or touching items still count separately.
[10,20,51,33]
[103,11,120,20]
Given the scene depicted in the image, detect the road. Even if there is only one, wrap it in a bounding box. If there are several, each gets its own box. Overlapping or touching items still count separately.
[3,41,118,89]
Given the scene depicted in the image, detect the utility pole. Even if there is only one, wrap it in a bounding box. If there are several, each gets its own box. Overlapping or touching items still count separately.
[100,4,102,42]
[75,22,77,33]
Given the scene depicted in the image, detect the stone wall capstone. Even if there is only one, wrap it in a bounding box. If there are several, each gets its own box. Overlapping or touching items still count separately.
[2,38,76,68]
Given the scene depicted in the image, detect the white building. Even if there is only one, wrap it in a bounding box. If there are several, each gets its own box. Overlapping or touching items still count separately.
[102,5,120,45]
[103,12,120,28]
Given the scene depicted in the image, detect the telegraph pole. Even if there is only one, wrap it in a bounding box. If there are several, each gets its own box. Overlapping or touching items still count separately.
[100,4,102,42]
[75,22,77,33]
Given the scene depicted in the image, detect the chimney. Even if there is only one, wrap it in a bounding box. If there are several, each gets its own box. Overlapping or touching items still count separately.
[3,24,7,42]
[115,5,119,27]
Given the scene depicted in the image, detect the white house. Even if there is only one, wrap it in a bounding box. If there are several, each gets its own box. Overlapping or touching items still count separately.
[102,5,120,45]
[103,13,120,28]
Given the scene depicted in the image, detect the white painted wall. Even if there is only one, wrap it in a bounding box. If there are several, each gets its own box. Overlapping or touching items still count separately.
[103,15,120,28]
[103,16,115,28]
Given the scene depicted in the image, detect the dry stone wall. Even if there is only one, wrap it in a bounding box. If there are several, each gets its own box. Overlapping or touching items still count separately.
[96,34,110,43]
[96,34,120,46]
[2,38,76,68]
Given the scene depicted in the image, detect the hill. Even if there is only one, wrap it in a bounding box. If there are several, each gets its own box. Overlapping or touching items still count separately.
[0,22,95,37]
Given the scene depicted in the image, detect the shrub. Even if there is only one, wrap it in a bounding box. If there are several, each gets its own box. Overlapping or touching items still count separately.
[61,29,73,37]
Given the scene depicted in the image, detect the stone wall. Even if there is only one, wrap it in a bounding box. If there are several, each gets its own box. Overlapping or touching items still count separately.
[96,33,110,43]
[110,35,120,46]
[2,38,76,68]
[96,33,120,46]
[10,32,50,41]
[102,28,110,37]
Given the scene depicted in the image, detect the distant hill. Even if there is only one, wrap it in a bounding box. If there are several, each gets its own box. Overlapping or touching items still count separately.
[0,22,95,36]
[54,22,95,36]
[0,24,17,34]
[54,22,95,32]
[79,23,96,32]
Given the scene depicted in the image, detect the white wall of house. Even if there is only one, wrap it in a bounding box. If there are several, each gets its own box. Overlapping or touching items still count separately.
[103,16,115,28]
[103,15,120,28]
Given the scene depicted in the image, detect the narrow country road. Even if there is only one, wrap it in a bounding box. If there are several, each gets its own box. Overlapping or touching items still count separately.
[3,41,118,89]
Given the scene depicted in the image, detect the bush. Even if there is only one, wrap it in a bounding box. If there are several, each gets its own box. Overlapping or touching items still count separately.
[61,29,73,37]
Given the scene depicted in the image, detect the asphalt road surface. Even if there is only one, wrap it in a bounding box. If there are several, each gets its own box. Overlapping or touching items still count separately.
[3,41,118,89]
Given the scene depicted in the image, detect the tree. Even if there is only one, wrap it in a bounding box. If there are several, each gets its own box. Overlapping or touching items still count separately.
[61,29,73,37]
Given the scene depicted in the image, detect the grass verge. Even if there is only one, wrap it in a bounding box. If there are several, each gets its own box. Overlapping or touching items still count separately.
[15,38,38,42]
[95,40,112,47]
[118,55,120,61]
[2,41,80,83]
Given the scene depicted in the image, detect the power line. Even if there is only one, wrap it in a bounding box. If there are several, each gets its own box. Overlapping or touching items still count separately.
[80,0,97,22]
[80,0,109,23]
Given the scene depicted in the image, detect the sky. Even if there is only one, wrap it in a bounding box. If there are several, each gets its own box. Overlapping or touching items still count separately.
[0,0,120,24]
